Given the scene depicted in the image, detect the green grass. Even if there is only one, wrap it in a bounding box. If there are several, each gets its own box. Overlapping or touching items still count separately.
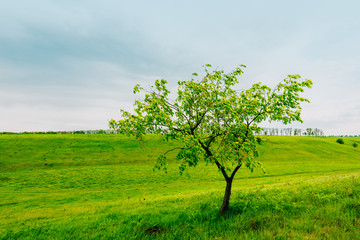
[1,134,360,239]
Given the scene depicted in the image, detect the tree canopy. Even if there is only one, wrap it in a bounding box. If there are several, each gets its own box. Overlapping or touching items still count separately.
[109,64,312,214]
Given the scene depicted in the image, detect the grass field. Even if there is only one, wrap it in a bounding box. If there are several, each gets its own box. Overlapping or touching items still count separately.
[1,134,360,239]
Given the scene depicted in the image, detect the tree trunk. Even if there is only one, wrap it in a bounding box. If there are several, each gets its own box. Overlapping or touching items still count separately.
[219,178,233,215]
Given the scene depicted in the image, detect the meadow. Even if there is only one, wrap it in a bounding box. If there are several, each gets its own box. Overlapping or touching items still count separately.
[1,134,360,239]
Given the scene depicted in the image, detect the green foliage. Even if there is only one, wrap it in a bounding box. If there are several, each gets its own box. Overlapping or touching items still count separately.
[109,64,312,214]
[336,138,345,144]
[109,65,312,178]
[353,142,358,148]
[256,137,263,144]
[73,130,85,134]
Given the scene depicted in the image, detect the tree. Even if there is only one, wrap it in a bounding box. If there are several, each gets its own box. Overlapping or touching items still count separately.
[109,64,312,215]
[306,128,313,136]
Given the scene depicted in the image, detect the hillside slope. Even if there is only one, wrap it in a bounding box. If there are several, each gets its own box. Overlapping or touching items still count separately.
[1,134,360,239]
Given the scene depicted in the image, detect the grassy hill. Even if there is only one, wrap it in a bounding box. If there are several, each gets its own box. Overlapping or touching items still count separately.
[1,134,360,239]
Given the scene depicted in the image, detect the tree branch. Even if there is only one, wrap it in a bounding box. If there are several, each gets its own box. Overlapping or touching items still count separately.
[215,160,229,181]
[163,147,185,155]
[191,109,209,132]
[197,136,230,181]
[229,164,242,181]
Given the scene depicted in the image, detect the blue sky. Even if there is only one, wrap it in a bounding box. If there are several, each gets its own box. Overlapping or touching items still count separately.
[1,0,359,135]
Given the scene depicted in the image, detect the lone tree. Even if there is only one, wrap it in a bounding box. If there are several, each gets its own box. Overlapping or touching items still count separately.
[109,64,312,215]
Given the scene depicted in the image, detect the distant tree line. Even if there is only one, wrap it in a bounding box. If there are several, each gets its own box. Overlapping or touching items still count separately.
[0,130,117,134]
[1,128,359,137]
[329,135,360,138]
[260,128,325,136]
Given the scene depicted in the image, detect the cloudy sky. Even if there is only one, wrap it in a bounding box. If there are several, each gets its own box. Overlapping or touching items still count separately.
[1,0,359,135]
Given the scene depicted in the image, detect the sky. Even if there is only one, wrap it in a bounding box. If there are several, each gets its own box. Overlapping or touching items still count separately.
[1,0,359,135]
